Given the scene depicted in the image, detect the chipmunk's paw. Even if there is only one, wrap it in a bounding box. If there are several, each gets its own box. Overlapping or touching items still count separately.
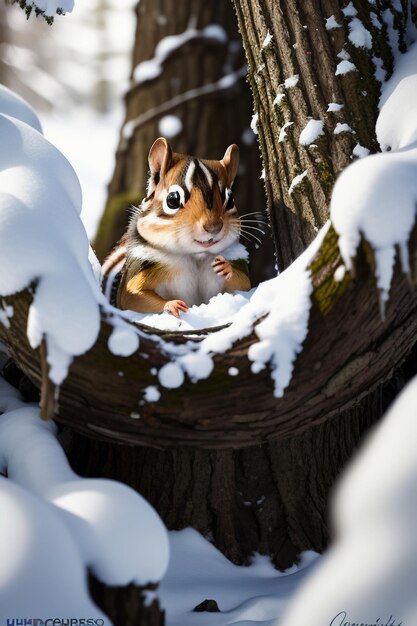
[212,256,232,280]
[163,299,189,318]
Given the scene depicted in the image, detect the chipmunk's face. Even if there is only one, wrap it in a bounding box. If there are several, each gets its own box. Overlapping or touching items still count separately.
[133,138,241,256]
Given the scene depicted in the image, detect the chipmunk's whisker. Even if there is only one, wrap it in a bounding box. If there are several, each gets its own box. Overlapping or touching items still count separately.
[239,211,266,218]
[239,229,263,246]
[240,219,270,227]
[239,224,266,235]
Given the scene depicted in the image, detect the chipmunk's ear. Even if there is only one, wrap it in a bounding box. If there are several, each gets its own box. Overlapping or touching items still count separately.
[221,144,239,188]
[148,137,173,180]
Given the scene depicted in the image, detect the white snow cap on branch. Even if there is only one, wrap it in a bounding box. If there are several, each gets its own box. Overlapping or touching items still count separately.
[331,40,417,311]
[280,375,417,626]
[27,0,75,17]
[0,85,103,385]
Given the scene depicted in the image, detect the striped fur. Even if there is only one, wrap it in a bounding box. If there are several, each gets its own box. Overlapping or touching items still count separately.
[102,138,250,315]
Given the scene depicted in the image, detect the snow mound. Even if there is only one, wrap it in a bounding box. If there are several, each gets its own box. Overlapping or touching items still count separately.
[280,376,417,626]
[0,376,169,590]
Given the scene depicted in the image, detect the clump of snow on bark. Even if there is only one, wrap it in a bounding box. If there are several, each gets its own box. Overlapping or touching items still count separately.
[273,92,285,106]
[333,265,346,282]
[352,144,370,159]
[325,16,341,30]
[158,115,183,138]
[284,74,299,89]
[327,102,344,112]
[279,121,294,143]
[348,18,373,49]
[108,325,140,357]
[26,0,74,17]
[382,9,399,57]
[158,362,185,389]
[373,56,387,83]
[342,2,357,17]
[335,59,357,75]
[0,86,102,385]
[0,377,169,616]
[288,170,308,195]
[334,122,353,134]
[331,40,417,313]
[143,385,161,403]
[251,112,259,135]
[299,119,324,146]
[280,376,417,626]
[0,301,13,329]
[134,24,227,85]
[262,31,273,49]
[370,12,382,30]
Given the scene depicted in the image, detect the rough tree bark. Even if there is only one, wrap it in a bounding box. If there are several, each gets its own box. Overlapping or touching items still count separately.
[233,0,409,270]
[94,0,274,284]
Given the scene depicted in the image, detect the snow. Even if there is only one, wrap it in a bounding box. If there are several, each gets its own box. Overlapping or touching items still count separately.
[0,477,109,624]
[288,170,308,195]
[348,18,373,50]
[284,74,299,89]
[335,59,357,75]
[280,376,417,626]
[26,0,75,17]
[158,114,183,138]
[373,55,387,83]
[250,112,259,135]
[108,325,140,356]
[327,102,344,112]
[228,367,239,376]
[325,16,341,30]
[134,25,227,85]
[299,119,324,146]
[262,32,273,49]
[143,385,161,403]
[0,376,169,617]
[160,528,320,626]
[0,84,42,133]
[278,121,293,143]
[158,362,185,389]
[273,93,285,106]
[334,122,353,134]
[0,87,103,385]
[0,301,13,329]
[342,2,357,18]
[333,265,346,282]
[331,40,417,311]
[352,143,370,159]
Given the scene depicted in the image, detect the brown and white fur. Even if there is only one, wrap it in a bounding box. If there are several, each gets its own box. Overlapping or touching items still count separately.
[102,137,251,317]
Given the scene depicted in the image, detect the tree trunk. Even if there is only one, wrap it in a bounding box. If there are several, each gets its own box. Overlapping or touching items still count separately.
[93,0,274,284]
[233,0,410,270]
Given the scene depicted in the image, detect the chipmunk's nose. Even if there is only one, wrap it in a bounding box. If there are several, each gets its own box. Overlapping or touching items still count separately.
[203,220,223,235]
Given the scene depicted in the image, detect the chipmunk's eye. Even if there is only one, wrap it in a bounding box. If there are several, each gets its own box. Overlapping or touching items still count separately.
[163,184,185,215]
[167,191,181,209]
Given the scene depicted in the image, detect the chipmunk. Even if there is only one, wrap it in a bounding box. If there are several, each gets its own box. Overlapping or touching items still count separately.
[102,137,251,317]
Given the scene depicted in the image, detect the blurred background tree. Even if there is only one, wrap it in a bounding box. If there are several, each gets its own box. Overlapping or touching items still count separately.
[0,0,275,285]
